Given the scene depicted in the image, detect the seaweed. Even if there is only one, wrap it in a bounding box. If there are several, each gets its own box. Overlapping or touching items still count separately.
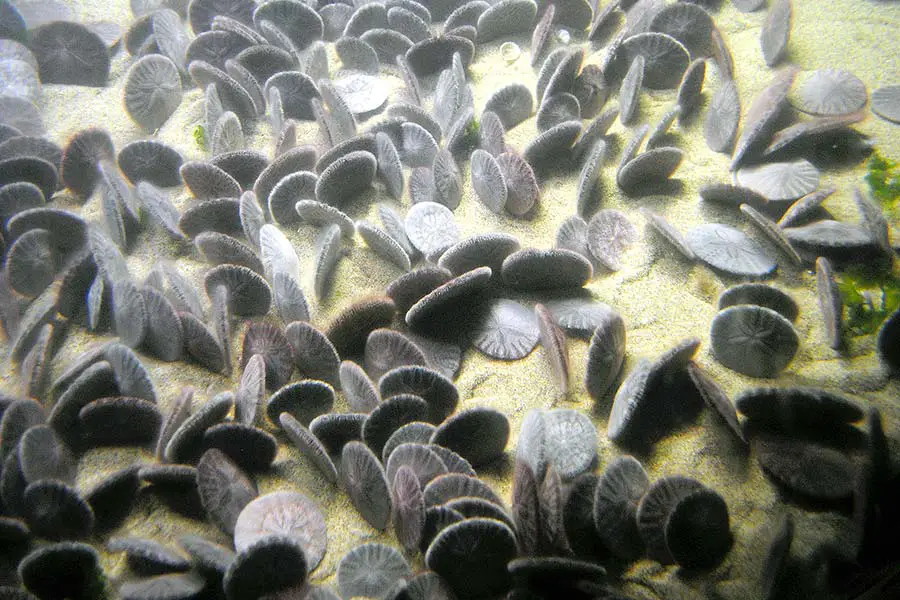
[193,124,207,151]
[835,152,900,336]
[838,270,900,336]
[864,150,900,219]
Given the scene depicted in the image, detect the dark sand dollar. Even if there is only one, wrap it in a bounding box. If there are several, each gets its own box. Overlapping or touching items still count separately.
[296,200,355,239]
[240,324,292,393]
[636,475,705,564]
[594,455,650,561]
[197,448,257,536]
[202,423,277,472]
[233,490,327,569]
[472,298,540,361]
[163,391,233,464]
[718,283,799,323]
[78,397,163,447]
[379,365,459,425]
[531,4,555,67]
[438,233,521,277]
[22,479,94,540]
[476,0,537,42]
[537,92,581,132]
[362,394,428,456]
[795,68,867,116]
[195,231,264,274]
[341,440,392,530]
[325,296,396,360]
[432,148,462,210]
[685,223,777,278]
[106,536,191,575]
[617,147,684,193]
[189,0,256,34]
[877,307,900,373]
[337,543,412,600]
[612,32,690,90]
[484,82,533,130]
[406,35,473,79]
[871,85,900,124]
[523,120,582,172]
[118,139,183,187]
[315,150,376,208]
[587,209,639,271]
[310,413,365,456]
[425,518,517,599]
[18,542,103,600]
[204,264,272,317]
[141,286,184,362]
[502,248,592,291]
[223,534,308,600]
[760,0,792,67]
[111,280,147,350]
[30,21,110,86]
[431,407,509,467]
[754,434,856,500]
[710,305,799,378]
[479,109,506,157]
[664,488,732,569]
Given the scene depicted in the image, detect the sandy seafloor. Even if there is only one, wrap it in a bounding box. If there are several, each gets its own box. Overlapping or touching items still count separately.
[3,0,900,597]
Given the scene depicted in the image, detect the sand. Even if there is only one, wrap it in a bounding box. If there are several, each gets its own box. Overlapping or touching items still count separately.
[2,0,900,597]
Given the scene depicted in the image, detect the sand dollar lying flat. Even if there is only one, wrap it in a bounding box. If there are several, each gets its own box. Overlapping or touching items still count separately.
[735,160,819,202]
[404,201,459,258]
[795,68,867,116]
[472,299,539,360]
[233,490,327,570]
[587,209,638,271]
[710,305,798,378]
[685,223,777,278]
[334,72,388,114]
